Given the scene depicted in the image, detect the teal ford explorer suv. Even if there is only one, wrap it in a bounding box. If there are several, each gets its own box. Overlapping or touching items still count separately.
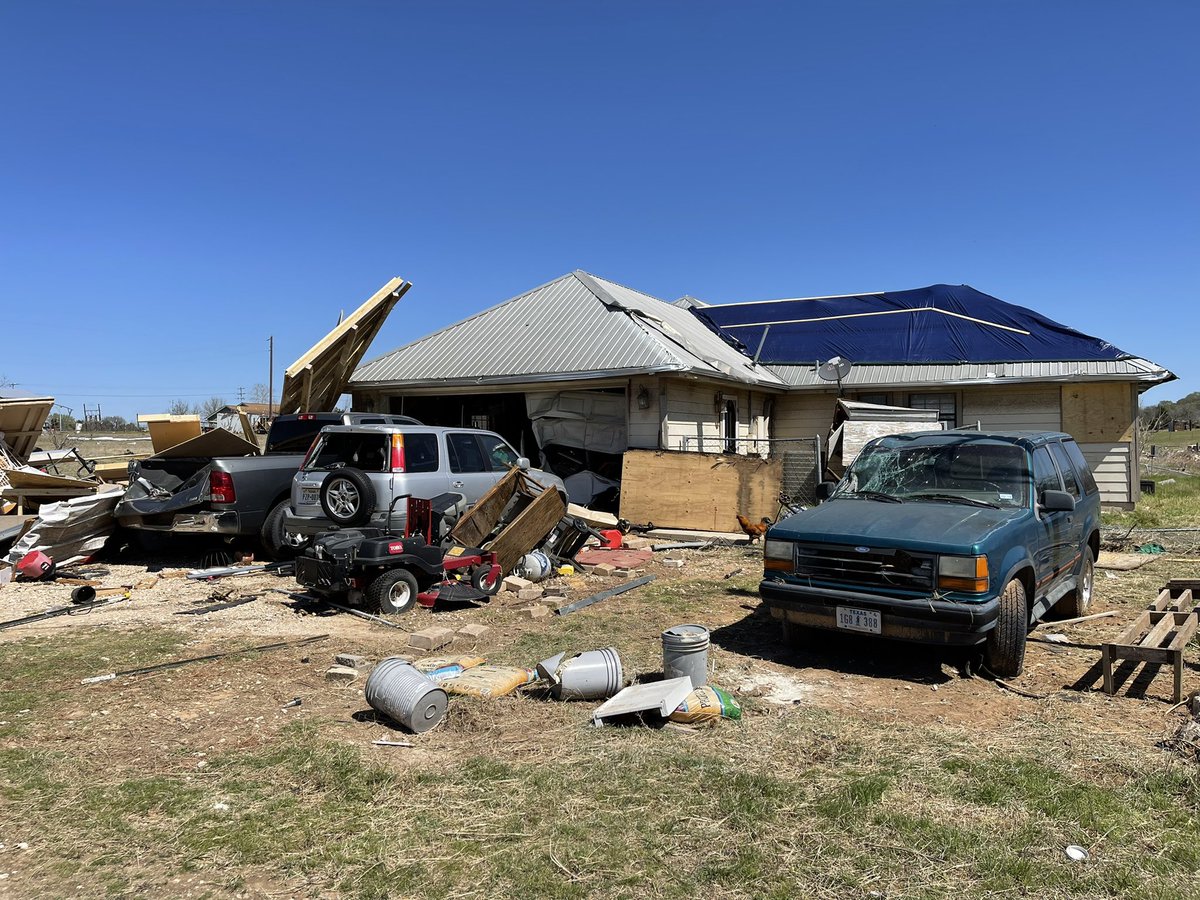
[760,431,1101,677]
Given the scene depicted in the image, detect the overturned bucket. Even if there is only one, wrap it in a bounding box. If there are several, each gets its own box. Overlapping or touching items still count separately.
[365,657,448,733]
[550,647,624,700]
[662,624,710,689]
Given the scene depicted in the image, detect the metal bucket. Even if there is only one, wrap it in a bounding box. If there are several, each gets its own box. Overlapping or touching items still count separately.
[550,647,624,700]
[516,550,552,582]
[364,657,448,733]
[662,624,710,689]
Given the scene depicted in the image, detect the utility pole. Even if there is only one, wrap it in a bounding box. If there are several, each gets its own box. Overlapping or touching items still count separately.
[237,386,245,404]
[267,336,274,419]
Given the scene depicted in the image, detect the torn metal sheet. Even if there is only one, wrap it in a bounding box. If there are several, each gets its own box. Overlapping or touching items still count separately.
[5,486,123,567]
[591,676,694,726]
[279,277,410,414]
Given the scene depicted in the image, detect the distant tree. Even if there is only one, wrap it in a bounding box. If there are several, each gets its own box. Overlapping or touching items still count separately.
[199,396,227,420]
[168,398,193,416]
[250,383,272,405]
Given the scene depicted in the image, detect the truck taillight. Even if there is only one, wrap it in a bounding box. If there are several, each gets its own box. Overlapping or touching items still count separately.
[391,434,406,472]
[210,471,236,504]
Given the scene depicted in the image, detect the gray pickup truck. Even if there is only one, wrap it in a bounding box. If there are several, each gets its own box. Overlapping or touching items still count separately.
[114,412,420,557]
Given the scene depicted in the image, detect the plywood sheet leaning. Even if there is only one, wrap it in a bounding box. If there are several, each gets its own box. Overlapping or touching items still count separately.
[151,427,260,460]
[0,397,54,461]
[620,450,781,532]
[138,414,203,454]
[1062,383,1135,443]
[278,276,411,414]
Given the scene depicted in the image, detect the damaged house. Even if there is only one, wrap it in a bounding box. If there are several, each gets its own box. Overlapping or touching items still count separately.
[350,273,1173,523]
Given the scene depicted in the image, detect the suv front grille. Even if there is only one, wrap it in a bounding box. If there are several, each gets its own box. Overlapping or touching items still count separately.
[793,542,935,591]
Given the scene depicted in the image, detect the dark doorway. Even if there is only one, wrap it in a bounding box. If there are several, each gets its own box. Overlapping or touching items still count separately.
[390,393,537,458]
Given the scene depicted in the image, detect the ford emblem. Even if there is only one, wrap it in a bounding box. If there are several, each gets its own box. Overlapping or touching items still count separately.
[854,546,871,553]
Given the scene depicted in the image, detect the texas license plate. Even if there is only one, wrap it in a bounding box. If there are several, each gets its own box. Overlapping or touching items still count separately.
[836,606,881,634]
[301,487,319,506]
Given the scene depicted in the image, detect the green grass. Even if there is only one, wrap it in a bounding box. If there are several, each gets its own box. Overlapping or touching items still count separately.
[1144,428,1200,450]
[1105,472,1200,528]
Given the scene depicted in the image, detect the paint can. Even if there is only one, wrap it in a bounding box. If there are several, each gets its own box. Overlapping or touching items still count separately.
[364,657,448,733]
[550,647,624,700]
[516,550,552,582]
[661,624,710,689]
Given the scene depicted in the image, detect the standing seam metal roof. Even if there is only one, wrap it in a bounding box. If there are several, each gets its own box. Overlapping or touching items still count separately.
[351,271,784,388]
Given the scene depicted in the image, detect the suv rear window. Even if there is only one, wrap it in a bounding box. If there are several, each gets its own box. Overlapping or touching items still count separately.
[403,433,439,473]
[306,433,389,472]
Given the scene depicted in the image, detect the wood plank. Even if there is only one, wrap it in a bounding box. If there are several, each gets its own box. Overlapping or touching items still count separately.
[450,468,520,547]
[1112,610,1152,646]
[1141,613,1178,649]
[1167,615,1198,652]
[483,486,566,574]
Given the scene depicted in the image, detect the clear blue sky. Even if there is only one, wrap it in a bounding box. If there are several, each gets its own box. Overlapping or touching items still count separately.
[2,2,1196,421]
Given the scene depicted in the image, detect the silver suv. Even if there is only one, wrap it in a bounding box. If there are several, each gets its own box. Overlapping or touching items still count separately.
[282,424,565,539]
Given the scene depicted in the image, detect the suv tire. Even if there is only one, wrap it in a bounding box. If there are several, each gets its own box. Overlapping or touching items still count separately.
[261,499,307,559]
[320,468,376,527]
[368,569,420,615]
[1053,546,1094,619]
[986,578,1027,677]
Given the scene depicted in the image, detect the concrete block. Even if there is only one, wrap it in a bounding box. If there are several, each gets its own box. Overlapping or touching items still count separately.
[661,558,686,568]
[536,595,567,609]
[519,604,551,619]
[503,575,533,592]
[593,563,617,576]
[409,627,455,651]
[457,623,492,641]
[324,665,360,684]
[517,586,545,601]
[334,653,369,671]
[613,568,638,577]
[622,536,652,550]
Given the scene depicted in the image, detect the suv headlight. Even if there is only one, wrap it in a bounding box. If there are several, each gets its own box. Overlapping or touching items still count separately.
[764,538,794,572]
[938,555,989,593]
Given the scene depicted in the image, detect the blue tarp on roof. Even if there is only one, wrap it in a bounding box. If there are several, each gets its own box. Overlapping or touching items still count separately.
[692,284,1130,365]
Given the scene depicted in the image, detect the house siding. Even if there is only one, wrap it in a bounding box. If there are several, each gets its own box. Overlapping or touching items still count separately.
[1081,443,1133,506]
[663,379,757,453]
[960,385,1062,431]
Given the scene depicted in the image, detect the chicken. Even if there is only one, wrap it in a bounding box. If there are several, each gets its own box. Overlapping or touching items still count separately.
[736,514,773,543]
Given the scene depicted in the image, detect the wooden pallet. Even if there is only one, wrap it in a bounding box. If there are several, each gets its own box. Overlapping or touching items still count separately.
[1102,579,1200,703]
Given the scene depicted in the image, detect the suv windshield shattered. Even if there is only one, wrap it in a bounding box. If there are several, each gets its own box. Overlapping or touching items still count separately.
[834,438,1030,509]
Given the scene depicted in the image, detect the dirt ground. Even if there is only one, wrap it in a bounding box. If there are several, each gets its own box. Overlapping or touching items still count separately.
[2,543,1194,756]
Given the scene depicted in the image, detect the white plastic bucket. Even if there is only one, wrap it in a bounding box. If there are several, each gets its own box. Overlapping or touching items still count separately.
[550,647,624,700]
[365,657,448,733]
[661,624,710,689]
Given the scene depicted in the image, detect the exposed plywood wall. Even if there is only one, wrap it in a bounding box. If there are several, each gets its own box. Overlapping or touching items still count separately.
[1062,383,1135,443]
[1079,442,1132,505]
[961,385,1061,432]
[620,449,781,531]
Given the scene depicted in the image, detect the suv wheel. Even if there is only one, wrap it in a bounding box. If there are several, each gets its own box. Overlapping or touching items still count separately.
[320,468,376,527]
[368,569,420,615]
[261,499,307,559]
[986,579,1028,678]
[1053,546,1095,619]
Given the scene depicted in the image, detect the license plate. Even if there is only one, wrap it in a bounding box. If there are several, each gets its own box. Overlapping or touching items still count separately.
[301,488,319,505]
[836,606,881,634]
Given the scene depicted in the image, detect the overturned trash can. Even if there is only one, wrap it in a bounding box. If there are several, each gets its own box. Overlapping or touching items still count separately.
[365,658,447,733]
[538,648,624,700]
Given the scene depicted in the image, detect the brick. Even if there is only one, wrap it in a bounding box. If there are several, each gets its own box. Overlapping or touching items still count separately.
[517,586,545,601]
[324,665,360,684]
[409,627,455,651]
[536,595,567,609]
[457,623,492,641]
[622,536,652,550]
[593,563,617,576]
[661,558,686,568]
[519,604,551,619]
[613,568,638,577]
[334,653,369,671]
[502,576,533,592]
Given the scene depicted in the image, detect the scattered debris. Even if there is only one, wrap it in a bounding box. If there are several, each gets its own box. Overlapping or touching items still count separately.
[441,665,534,699]
[723,568,744,580]
[668,686,742,724]
[0,592,132,632]
[335,653,369,671]
[325,665,361,684]
[651,541,708,552]
[556,575,656,616]
[540,648,624,700]
[661,624,711,688]
[519,604,551,619]
[1064,845,1090,862]
[456,623,491,641]
[1054,610,1119,627]
[372,739,415,748]
[364,657,448,734]
[281,698,303,709]
[325,600,404,628]
[1102,582,1198,703]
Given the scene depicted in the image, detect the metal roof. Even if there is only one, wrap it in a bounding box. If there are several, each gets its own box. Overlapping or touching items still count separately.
[769,358,1173,388]
[351,271,784,389]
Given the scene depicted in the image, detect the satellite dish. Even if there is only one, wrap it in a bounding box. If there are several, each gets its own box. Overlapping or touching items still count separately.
[817,356,853,394]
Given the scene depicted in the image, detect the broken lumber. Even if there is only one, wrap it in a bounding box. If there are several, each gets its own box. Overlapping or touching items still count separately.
[81,634,329,683]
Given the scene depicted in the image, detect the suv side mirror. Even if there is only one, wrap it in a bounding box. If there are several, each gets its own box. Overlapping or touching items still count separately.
[816,481,837,501]
[1040,489,1075,513]
[516,456,530,471]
